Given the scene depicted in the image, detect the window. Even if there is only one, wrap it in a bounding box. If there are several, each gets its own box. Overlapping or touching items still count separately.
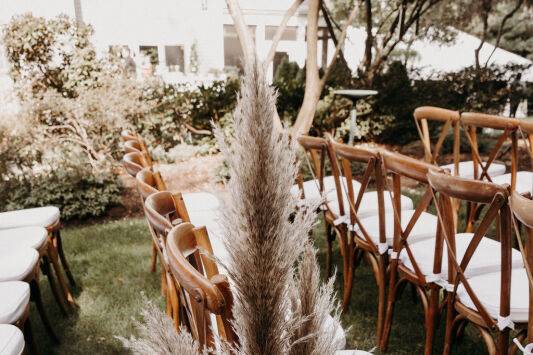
[139,46,159,65]
[165,45,185,72]
[265,26,297,41]
[223,24,256,69]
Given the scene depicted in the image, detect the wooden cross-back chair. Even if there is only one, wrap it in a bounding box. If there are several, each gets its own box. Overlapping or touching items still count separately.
[122,151,150,178]
[378,150,443,354]
[427,171,527,355]
[460,112,520,231]
[143,191,193,326]
[509,191,533,350]
[166,223,237,349]
[413,106,461,170]
[120,130,153,166]
[327,140,416,344]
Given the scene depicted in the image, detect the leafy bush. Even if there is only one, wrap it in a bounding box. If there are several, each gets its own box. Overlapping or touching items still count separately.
[273,59,305,123]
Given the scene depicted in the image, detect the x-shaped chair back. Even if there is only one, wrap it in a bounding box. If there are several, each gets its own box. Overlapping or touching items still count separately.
[380,149,444,283]
[510,191,533,344]
[460,112,519,185]
[296,136,330,199]
[166,223,237,349]
[428,170,513,332]
[122,151,149,178]
[413,106,461,168]
[328,140,383,254]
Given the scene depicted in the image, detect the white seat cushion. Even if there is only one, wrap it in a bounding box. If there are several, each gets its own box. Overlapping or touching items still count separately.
[354,210,437,248]
[440,161,506,179]
[457,268,529,323]
[182,192,220,212]
[492,171,532,195]
[0,281,30,324]
[401,233,524,279]
[0,227,48,250]
[291,176,361,202]
[0,248,39,282]
[0,324,24,355]
[0,207,60,230]
[327,191,413,220]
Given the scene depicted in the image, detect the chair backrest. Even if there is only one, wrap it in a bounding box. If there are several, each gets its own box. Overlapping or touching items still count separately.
[124,139,142,154]
[413,106,461,167]
[166,223,237,348]
[509,191,533,342]
[144,191,191,234]
[328,139,384,253]
[296,136,330,197]
[380,149,444,282]
[136,168,168,201]
[120,130,138,142]
[519,120,533,163]
[122,152,149,177]
[428,170,513,329]
[460,112,519,185]
[120,130,153,165]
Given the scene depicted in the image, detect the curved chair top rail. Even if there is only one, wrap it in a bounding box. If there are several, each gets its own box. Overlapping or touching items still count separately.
[120,130,139,142]
[329,140,379,164]
[427,169,509,204]
[124,139,142,154]
[144,191,177,234]
[166,223,226,314]
[379,149,444,183]
[122,152,147,177]
[413,106,460,122]
[297,135,327,150]
[136,168,159,200]
[519,119,533,135]
[460,112,519,130]
[510,191,533,228]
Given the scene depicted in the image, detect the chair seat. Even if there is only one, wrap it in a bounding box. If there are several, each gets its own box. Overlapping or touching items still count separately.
[440,161,506,179]
[291,176,361,201]
[401,233,524,279]
[0,324,24,355]
[0,281,30,324]
[353,210,437,249]
[0,207,60,230]
[0,227,48,250]
[182,192,220,212]
[457,268,529,323]
[327,192,413,220]
[0,248,39,282]
[491,171,532,195]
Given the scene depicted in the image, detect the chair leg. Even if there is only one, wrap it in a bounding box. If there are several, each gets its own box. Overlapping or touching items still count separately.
[424,286,439,355]
[23,318,39,355]
[443,294,456,355]
[30,279,59,344]
[41,254,68,316]
[325,223,334,279]
[340,228,354,312]
[380,278,399,350]
[376,254,387,345]
[496,329,509,355]
[150,241,158,273]
[48,242,76,308]
[53,230,77,287]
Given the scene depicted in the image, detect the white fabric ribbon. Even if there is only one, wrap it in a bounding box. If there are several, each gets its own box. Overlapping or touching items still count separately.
[424,274,453,291]
[388,250,399,259]
[513,338,533,354]
[377,243,389,255]
[334,215,349,226]
[497,315,515,331]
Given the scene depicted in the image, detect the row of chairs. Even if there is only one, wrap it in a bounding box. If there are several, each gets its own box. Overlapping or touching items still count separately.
[294,107,533,354]
[0,206,77,354]
[119,131,354,352]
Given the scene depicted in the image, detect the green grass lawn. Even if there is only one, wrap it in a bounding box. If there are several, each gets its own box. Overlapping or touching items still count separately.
[31,216,492,354]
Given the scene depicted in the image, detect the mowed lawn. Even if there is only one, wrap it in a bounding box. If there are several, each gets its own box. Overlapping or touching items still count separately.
[31,215,491,354]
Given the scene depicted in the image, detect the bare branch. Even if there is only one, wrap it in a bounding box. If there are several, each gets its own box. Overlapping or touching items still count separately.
[184,123,212,135]
[264,0,304,66]
[225,0,255,65]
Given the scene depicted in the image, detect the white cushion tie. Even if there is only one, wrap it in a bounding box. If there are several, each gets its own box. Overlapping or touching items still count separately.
[333,215,349,226]
[319,204,328,211]
[513,338,533,354]
[497,315,515,331]
[388,250,399,259]
[377,243,388,255]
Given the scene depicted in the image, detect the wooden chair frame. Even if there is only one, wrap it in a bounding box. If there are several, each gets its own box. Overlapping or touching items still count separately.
[428,170,516,355]
[509,191,533,348]
[328,139,387,341]
[459,112,520,231]
[379,150,445,354]
[166,223,237,348]
[413,106,461,169]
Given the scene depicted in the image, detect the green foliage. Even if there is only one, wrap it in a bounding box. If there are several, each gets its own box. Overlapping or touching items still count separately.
[272,58,305,123]
[1,158,121,221]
